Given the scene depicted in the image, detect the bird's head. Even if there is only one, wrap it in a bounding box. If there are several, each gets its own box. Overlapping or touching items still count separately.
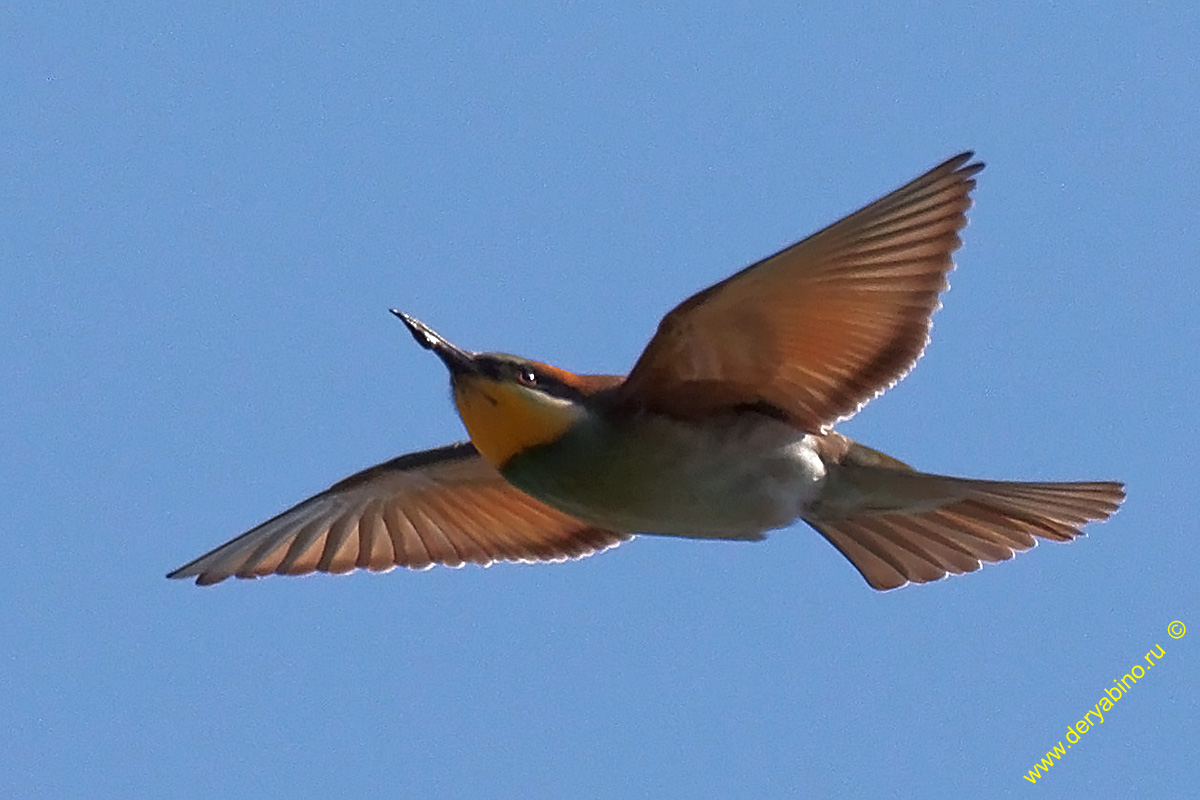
[393,311,588,469]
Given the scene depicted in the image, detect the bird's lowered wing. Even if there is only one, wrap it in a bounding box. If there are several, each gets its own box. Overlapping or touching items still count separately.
[168,443,628,585]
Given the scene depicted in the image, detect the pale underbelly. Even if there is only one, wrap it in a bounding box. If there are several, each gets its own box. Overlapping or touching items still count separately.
[501,413,827,539]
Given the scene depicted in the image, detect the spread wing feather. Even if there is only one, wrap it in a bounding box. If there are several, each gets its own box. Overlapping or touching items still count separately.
[619,153,984,430]
[167,443,628,585]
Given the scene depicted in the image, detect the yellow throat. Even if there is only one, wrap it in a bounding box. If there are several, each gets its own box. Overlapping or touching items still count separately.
[452,374,584,469]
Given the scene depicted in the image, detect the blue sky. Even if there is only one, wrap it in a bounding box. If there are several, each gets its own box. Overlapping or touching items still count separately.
[4,3,1197,798]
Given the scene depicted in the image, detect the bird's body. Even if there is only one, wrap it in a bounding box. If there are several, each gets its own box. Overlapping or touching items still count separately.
[501,406,826,539]
[169,152,1125,590]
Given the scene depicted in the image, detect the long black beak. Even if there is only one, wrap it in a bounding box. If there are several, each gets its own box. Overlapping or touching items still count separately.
[390,310,477,374]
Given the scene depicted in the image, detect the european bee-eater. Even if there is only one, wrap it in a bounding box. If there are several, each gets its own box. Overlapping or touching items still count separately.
[168,152,1124,590]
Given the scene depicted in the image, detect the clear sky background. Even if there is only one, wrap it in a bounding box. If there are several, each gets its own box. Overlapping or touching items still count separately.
[4,3,1198,798]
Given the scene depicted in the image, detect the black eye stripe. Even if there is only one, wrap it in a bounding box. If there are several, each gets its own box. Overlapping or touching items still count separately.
[473,356,583,401]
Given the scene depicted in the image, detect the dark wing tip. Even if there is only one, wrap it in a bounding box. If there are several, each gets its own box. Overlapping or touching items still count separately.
[165,561,227,586]
[944,150,983,172]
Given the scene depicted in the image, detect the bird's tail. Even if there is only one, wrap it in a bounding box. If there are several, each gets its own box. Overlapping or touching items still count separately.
[805,460,1125,591]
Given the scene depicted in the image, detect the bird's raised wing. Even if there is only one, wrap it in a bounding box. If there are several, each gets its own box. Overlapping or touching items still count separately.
[618,153,984,430]
[167,443,628,585]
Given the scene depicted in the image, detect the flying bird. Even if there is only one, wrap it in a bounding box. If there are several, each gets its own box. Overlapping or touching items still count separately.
[168,153,1124,590]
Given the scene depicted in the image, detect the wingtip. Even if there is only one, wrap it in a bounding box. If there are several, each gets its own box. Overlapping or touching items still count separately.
[940,151,985,177]
[165,565,204,584]
[166,566,233,586]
